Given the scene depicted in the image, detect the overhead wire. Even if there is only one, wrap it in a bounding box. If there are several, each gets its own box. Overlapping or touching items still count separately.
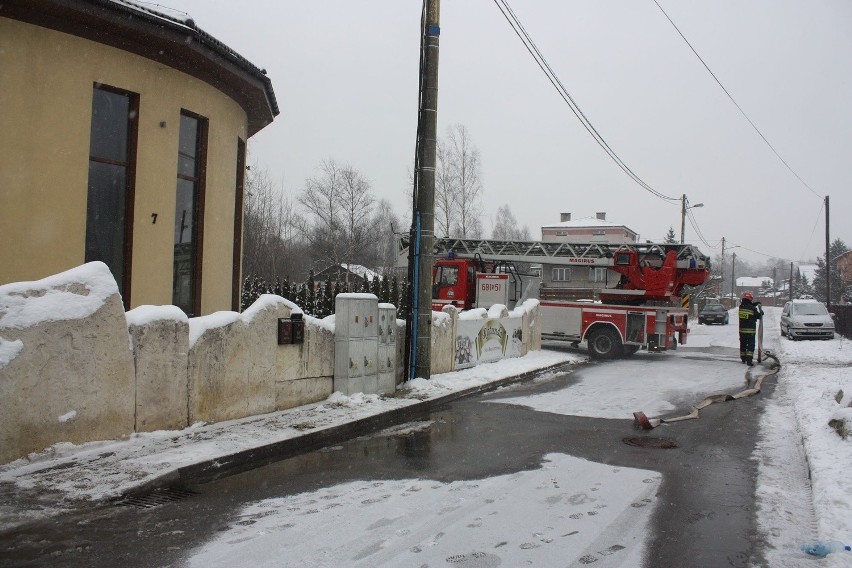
[652,0,823,200]
[686,207,713,249]
[798,201,826,261]
[492,0,680,203]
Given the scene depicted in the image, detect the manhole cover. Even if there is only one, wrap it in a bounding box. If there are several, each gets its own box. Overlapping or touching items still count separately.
[118,487,198,509]
[623,436,679,449]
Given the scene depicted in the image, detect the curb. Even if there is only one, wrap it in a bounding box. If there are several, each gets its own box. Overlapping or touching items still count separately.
[151,360,580,490]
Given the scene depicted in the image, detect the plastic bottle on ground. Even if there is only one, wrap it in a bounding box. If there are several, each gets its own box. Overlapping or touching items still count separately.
[801,540,851,558]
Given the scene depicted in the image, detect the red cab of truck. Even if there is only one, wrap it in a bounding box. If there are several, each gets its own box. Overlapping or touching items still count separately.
[432,259,476,311]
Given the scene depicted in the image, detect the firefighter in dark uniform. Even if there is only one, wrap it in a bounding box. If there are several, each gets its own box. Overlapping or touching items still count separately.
[738,292,763,366]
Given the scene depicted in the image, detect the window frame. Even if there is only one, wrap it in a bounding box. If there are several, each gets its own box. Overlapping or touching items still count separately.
[85,83,139,310]
[172,109,208,317]
[552,267,571,282]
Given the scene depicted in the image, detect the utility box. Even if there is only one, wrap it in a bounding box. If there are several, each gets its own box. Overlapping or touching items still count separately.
[377,304,398,394]
[334,294,380,396]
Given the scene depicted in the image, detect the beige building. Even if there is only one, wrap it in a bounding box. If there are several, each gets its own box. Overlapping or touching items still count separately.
[838,251,852,290]
[0,0,279,316]
[539,212,640,294]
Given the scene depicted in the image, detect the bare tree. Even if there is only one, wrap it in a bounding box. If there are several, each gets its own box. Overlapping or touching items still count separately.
[338,164,375,269]
[242,163,305,281]
[298,159,345,269]
[434,139,457,238]
[491,204,531,241]
[298,159,378,283]
[367,198,403,275]
[445,124,483,238]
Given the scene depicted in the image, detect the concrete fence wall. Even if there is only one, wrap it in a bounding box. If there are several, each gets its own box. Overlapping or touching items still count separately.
[0,262,541,464]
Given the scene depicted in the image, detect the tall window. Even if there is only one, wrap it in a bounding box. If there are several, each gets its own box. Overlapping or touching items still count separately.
[85,84,138,307]
[173,111,207,316]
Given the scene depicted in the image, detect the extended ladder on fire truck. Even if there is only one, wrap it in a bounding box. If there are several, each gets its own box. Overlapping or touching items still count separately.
[398,236,712,358]
[398,236,711,303]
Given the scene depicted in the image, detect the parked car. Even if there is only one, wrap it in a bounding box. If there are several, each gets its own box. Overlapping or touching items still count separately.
[780,299,835,340]
[699,303,729,325]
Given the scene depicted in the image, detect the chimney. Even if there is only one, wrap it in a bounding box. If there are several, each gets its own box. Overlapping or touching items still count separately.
[560,212,571,222]
[596,212,606,220]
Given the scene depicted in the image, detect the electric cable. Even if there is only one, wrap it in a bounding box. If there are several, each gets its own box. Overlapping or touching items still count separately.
[492,0,680,203]
[652,0,823,199]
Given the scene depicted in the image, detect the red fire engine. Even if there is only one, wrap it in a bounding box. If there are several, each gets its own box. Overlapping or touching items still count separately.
[418,238,710,359]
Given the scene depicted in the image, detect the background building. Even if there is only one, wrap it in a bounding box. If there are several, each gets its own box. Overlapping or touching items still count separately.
[538,212,640,297]
[0,0,279,315]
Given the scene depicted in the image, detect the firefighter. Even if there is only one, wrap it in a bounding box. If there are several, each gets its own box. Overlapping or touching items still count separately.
[738,292,763,366]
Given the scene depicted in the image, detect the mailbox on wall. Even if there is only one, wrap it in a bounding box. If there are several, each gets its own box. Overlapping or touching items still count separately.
[278,313,305,345]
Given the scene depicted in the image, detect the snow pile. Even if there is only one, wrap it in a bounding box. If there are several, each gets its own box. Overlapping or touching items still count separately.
[775,333,852,552]
[405,350,583,396]
[125,305,188,327]
[188,294,303,348]
[0,261,118,329]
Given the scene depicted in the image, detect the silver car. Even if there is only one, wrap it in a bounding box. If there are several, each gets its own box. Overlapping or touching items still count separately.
[780,299,836,340]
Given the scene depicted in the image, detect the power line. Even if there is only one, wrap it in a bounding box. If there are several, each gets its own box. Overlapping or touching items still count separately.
[798,200,825,261]
[652,0,823,200]
[685,207,713,249]
[492,0,679,203]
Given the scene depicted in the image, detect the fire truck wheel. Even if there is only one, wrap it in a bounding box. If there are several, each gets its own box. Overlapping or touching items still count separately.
[622,345,640,356]
[588,327,622,359]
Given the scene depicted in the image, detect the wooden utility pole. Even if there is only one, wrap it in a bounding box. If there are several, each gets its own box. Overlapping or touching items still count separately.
[825,195,831,310]
[720,237,726,297]
[789,262,794,302]
[407,0,440,381]
[731,252,736,303]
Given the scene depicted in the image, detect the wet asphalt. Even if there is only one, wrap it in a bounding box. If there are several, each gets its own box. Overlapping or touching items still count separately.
[0,346,774,568]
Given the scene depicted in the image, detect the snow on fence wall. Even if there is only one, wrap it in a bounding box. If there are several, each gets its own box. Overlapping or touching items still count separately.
[0,263,541,464]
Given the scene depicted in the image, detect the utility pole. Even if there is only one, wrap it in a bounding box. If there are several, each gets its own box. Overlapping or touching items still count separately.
[731,252,736,303]
[825,195,831,311]
[406,0,440,381]
[680,194,703,244]
[720,237,726,297]
[789,262,794,302]
[773,266,777,306]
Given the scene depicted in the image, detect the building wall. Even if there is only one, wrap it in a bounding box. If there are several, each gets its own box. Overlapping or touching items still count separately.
[0,18,247,314]
[541,227,637,243]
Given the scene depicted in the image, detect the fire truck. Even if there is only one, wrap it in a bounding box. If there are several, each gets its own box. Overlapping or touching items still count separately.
[405,238,711,359]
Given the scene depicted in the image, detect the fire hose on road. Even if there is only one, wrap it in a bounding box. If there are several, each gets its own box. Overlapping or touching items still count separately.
[633,320,781,431]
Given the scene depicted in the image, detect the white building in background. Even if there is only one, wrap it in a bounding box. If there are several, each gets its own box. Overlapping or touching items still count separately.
[540,212,639,245]
[736,276,773,298]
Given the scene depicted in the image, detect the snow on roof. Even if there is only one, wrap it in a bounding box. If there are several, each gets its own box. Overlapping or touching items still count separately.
[736,276,773,287]
[541,216,636,232]
[342,264,380,281]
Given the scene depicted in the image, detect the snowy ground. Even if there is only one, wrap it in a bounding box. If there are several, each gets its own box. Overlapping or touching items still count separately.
[188,453,659,568]
[2,307,851,565]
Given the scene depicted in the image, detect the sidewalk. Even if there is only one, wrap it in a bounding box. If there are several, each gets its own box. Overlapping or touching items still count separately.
[0,350,584,534]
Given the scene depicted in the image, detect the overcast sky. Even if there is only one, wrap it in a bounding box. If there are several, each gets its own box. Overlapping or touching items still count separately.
[159,0,851,265]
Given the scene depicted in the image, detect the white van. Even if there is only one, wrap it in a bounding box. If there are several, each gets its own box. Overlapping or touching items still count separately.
[780,299,835,340]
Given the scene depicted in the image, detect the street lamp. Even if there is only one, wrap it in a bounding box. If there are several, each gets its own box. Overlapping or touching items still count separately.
[680,194,704,244]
